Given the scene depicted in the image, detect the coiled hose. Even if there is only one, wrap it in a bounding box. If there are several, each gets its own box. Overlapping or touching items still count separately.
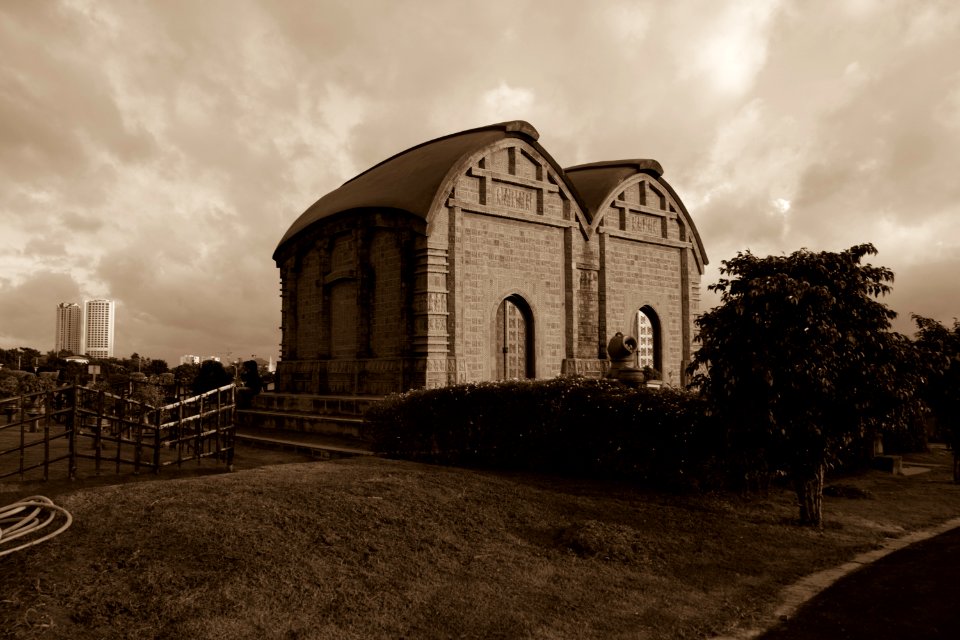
[0,496,73,557]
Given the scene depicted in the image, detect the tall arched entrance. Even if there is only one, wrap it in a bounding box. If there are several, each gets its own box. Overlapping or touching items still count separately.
[635,306,662,373]
[495,295,534,380]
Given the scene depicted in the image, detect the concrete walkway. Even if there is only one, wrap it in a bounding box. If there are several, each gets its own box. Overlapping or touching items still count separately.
[717,516,960,639]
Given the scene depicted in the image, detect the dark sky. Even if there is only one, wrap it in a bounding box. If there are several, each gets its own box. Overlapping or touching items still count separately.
[2,0,958,364]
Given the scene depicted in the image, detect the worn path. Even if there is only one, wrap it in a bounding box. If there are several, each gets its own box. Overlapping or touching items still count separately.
[755,524,960,639]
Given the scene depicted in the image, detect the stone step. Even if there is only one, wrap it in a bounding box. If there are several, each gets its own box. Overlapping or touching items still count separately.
[249,392,384,418]
[234,431,372,459]
[236,408,364,439]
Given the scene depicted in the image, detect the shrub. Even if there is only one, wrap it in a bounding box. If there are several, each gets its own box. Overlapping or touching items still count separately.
[363,377,722,490]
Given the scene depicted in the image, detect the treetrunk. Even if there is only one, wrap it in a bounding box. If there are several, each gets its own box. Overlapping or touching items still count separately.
[953,452,959,484]
[795,464,825,527]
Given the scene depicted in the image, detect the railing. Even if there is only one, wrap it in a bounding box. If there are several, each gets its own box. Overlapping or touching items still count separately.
[0,384,236,482]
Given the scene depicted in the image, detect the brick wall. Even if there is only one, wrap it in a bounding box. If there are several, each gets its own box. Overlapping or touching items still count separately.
[274,139,705,396]
[370,230,402,357]
[455,213,566,380]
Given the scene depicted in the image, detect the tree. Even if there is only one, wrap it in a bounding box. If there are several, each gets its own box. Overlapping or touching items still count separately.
[146,359,169,375]
[912,315,960,481]
[192,360,232,395]
[689,244,918,526]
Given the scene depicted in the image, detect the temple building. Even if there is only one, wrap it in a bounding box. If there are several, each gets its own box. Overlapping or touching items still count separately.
[268,120,707,406]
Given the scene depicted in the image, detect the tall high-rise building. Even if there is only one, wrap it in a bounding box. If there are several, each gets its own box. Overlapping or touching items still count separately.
[54,303,83,355]
[84,299,115,358]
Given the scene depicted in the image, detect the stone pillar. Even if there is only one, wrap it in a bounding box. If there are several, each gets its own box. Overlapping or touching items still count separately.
[412,245,449,388]
[597,231,609,359]
[446,204,466,384]
[679,247,691,386]
[563,226,575,359]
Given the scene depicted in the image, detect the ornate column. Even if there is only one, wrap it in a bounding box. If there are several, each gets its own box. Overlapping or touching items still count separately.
[412,244,449,388]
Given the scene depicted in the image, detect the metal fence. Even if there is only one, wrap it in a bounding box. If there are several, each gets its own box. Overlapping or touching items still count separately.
[0,384,236,481]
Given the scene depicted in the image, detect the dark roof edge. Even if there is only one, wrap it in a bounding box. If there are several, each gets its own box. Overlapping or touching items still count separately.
[656,176,709,267]
[564,159,708,267]
[424,131,591,235]
[342,120,540,187]
[565,159,664,177]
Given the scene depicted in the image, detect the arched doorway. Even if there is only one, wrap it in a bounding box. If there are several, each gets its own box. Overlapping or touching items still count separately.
[495,295,534,379]
[635,306,662,374]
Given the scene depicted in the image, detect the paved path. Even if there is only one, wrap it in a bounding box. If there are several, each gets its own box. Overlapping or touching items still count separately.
[755,524,960,639]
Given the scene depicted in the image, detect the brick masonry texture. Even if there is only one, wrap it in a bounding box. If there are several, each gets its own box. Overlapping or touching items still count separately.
[274,126,706,395]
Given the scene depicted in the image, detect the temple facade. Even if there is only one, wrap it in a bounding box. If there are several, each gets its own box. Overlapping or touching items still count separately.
[272,121,707,396]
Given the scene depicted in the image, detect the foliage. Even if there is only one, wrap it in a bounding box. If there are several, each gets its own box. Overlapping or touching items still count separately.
[0,347,42,370]
[688,244,919,525]
[172,363,199,391]
[146,359,169,375]
[641,366,661,381]
[912,315,960,480]
[191,360,232,395]
[364,377,721,490]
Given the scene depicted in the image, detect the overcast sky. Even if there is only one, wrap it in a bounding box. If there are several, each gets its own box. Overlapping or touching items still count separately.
[2,0,958,366]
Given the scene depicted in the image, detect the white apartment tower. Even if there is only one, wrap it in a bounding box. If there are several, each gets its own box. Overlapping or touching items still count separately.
[84,299,115,358]
[54,302,83,355]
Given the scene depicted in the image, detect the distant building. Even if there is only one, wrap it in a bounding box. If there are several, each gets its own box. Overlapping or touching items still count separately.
[55,302,83,355]
[179,355,201,365]
[84,299,115,359]
[203,356,221,363]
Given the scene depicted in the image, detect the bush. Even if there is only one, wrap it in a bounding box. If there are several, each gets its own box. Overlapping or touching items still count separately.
[363,377,722,490]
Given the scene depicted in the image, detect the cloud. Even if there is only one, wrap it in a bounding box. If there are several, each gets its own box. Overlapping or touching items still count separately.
[481,82,536,123]
[0,271,83,348]
[679,0,783,97]
[1,0,958,365]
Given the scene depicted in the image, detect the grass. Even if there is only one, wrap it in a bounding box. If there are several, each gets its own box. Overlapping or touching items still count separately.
[1,446,960,639]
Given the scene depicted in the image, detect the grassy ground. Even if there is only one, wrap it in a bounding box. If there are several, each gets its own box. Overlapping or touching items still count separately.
[1,446,959,639]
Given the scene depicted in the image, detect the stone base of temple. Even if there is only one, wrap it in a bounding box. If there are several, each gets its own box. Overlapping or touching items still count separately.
[236,392,383,441]
[560,358,609,378]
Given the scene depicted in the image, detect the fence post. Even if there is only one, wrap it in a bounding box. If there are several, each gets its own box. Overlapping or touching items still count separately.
[69,379,79,480]
[18,391,25,479]
[215,388,223,463]
[114,393,123,474]
[196,393,204,464]
[227,385,235,471]
[133,401,142,475]
[95,389,105,476]
[153,406,161,474]
[176,396,184,468]
[43,390,52,481]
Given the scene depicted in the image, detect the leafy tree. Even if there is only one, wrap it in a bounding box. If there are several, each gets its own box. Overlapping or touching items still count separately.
[689,244,918,526]
[0,373,19,398]
[192,360,232,395]
[147,359,169,375]
[912,315,960,481]
[0,347,41,370]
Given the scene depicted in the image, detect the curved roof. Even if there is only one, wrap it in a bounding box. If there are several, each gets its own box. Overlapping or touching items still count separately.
[564,160,708,266]
[564,160,663,219]
[275,121,552,258]
[276,122,707,268]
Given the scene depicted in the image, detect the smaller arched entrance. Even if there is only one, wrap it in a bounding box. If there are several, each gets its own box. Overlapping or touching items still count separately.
[495,295,535,379]
[634,306,662,374]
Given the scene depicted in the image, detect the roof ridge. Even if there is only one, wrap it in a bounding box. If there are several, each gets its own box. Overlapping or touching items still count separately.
[564,159,663,176]
[342,120,539,187]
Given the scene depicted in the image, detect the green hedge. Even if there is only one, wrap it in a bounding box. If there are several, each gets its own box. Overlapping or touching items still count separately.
[363,377,723,490]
